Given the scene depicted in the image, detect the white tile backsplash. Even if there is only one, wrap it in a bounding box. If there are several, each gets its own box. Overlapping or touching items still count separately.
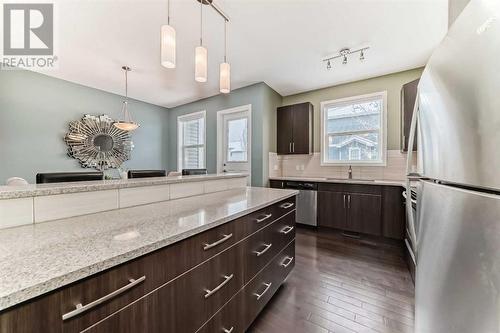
[0,198,33,229]
[34,190,119,223]
[271,150,413,181]
[119,185,170,208]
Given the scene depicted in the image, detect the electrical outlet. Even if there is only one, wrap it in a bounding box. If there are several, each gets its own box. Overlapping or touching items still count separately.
[295,165,300,171]
[273,165,279,171]
[300,165,305,171]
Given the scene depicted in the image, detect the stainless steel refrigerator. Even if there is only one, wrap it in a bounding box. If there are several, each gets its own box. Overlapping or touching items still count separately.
[405,0,500,332]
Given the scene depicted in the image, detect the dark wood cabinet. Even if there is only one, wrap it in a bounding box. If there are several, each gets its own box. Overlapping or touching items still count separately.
[318,183,403,239]
[0,197,297,333]
[401,78,420,152]
[346,193,382,235]
[269,179,285,189]
[277,102,313,155]
[318,191,346,229]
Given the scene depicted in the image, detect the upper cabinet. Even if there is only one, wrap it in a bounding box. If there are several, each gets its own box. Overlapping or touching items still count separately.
[277,102,313,155]
[401,78,419,152]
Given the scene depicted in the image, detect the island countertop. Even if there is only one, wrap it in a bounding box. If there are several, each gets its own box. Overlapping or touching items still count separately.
[0,173,247,200]
[0,186,297,311]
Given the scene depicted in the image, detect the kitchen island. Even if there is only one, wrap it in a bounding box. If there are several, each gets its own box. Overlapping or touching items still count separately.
[0,176,297,333]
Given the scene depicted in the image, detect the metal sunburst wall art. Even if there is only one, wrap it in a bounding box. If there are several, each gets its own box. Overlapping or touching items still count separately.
[64,114,134,171]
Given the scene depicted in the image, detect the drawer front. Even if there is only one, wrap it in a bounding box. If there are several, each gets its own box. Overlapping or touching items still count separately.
[271,210,296,253]
[241,240,295,331]
[62,217,247,332]
[86,242,245,333]
[196,291,245,333]
[245,197,296,235]
[318,183,381,195]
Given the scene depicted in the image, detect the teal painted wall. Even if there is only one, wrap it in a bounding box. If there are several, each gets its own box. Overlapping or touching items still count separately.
[167,82,282,187]
[0,70,169,184]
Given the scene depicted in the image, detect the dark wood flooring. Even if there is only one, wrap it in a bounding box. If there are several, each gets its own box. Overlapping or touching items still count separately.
[247,227,414,333]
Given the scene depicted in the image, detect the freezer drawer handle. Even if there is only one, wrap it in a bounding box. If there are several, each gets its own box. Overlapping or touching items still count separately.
[62,276,146,321]
[256,213,272,223]
[253,243,273,257]
[203,233,233,251]
[223,327,234,333]
[204,274,234,299]
[280,256,294,268]
[280,202,294,209]
[280,226,294,235]
[254,282,272,300]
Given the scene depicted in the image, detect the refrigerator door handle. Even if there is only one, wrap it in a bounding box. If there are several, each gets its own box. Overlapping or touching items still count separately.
[405,92,420,257]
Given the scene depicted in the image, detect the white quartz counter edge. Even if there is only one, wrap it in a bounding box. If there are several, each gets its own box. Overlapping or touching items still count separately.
[270,176,405,187]
[0,187,297,311]
[0,173,247,199]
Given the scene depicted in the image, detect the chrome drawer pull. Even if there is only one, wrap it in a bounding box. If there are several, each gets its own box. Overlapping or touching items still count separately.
[280,202,294,209]
[253,243,272,257]
[280,256,294,268]
[223,327,234,333]
[62,276,146,321]
[256,213,272,223]
[204,274,234,299]
[280,226,294,235]
[203,233,233,251]
[254,282,272,300]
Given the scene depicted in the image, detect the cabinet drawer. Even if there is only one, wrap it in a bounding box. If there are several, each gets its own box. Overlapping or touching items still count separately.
[243,211,295,283]
[196,290,245,333]
[61,217,248,332]
[242,239,295,331]
[318,183,381,195]
[85,241,245,333]
[245,197,296,235]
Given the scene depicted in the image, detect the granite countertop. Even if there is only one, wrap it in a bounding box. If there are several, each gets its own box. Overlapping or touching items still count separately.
[0,173,247,200]
[269,176,405,187]
[0,187,297,311]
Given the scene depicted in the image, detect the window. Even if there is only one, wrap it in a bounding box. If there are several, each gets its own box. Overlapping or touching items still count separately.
[177,111,206,171]
[226,117,248,162]
[320,91,387,165]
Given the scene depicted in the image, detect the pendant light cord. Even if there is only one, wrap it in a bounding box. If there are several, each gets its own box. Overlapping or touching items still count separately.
[124,68,128,102]
[200,0,203,46]
[167,0,170,25]
[224,20,227,63]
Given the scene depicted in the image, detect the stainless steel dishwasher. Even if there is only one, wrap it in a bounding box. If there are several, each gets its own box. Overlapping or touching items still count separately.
[283,181,318,226]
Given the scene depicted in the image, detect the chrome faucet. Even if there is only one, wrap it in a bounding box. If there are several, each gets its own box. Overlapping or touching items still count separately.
[348,165,353,179]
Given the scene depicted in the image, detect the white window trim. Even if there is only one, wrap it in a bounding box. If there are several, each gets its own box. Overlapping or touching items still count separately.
[177,110,207,172]
[320,91,387,166]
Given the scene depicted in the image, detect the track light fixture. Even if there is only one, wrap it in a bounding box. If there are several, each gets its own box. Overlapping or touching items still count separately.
[322,46,369,70]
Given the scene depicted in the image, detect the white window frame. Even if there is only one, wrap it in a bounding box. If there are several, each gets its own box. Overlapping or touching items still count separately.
[177,110,206,171]
[320,91,387,166]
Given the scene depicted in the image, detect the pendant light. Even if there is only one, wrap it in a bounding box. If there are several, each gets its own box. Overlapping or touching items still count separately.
[219,20,230,94]
[160,0,176,68]
[114,66,139,131]
[195,0,208,82]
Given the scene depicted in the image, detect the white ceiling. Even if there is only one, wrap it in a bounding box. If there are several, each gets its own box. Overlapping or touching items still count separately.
[34,0,448,108]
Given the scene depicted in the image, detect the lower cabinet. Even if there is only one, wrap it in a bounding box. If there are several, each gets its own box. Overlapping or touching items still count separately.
[318,183,404,239]
[0,196,297,333]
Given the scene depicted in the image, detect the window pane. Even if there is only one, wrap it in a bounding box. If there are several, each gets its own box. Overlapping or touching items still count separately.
[183,147,204,169]
[327,133,379,162]
[326,98,381,133]
[226,118,248,162]
[183,117,204,146]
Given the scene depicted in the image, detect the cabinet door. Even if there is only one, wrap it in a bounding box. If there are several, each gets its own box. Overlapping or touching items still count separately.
[402,78,419,152]
[269,180,284,189]
[277,105,294,154]
[291,103,312,154]
[317,191,346,229]
[382,186,405,239]
[346,193,382,236]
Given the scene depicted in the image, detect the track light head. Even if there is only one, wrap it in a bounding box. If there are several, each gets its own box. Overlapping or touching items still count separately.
[360,49,365,62]
[343,55,348,65]
[327,60,331,70]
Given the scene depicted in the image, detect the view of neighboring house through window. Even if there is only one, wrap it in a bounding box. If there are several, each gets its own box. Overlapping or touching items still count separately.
[226,118,248,162]
[321,91,387,165]
[177,111,206,170]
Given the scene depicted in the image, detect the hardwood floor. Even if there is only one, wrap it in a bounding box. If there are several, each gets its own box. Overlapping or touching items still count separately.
[247,227,414,333]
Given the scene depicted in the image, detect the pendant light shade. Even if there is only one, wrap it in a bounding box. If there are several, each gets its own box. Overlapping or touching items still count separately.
[114,66,139,132]
[219,62,230,94]
[219,20,230,94]
[160,24,176,68]
[195,46,208,83]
